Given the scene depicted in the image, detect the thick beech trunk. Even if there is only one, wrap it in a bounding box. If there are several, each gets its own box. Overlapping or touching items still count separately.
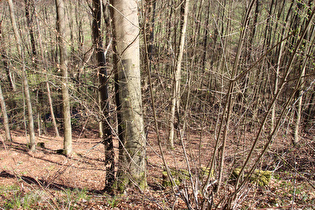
[110,0,146,191]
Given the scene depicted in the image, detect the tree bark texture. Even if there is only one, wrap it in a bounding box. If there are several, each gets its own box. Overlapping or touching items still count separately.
[92,0,114,191]
[55,0,72,156]
[168,0,190,149]
[110,0,147,191]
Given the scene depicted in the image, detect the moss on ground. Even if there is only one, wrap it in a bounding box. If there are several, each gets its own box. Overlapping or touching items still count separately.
[232,168,272,186]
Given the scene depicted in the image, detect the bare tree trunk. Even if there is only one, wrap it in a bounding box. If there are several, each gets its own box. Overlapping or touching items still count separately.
[92,0,114,191]
[25,0,43,137]
[25,0,37,64]
[8,0,36,151]
[306,86,315,126]
[0,20,12,141]
[0,84,11,141]
[34,6,60,137]
[0,20,16,92]
[294,70,305,145]
[55,0,72,156]
[294,26,315,144]
[46,78,60,137]
[168,0,190,149]
[110,0,146,191]
[272,1,293,131]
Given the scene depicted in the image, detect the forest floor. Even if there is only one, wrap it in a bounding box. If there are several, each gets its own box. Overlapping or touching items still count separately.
[0,129,314,209]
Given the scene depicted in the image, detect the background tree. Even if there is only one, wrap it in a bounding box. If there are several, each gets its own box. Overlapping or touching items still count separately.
[0,83,11,141]
[8,0,36,152]
[168,0,190,149]
[0,19,11,142]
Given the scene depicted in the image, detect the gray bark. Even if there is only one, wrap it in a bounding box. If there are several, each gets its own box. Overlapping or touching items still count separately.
[55,0,72,156]
[46,79,60,137]
[111,0,146,191]
[168,0,190,149]
[0,84,11,141]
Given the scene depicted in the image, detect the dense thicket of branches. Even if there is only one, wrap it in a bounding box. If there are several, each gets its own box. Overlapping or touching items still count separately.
[1,0,314,208]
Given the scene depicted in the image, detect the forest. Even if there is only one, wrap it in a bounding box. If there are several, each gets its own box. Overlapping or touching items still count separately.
[0,0,314,209]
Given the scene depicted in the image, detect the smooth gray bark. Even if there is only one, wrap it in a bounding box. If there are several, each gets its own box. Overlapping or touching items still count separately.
[111,0,146,191]
[55,0,72,156]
